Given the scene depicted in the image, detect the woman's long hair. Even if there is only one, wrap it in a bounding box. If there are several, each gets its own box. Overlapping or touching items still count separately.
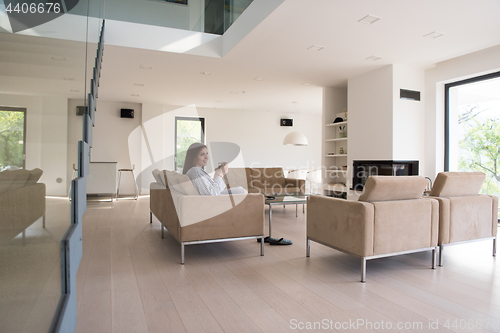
[182,142,207,174]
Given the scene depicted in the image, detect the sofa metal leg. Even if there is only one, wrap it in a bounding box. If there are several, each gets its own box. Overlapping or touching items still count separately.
[260,236,264,256]
[181,243,185,265]
[361,257,366,283]
[43,214,46,228]
[432,247,437,269]
[306,238,310,257]
[150,211,152,223]
[161,224,164,239]
[494,238,497,257]
[438,245,444,267]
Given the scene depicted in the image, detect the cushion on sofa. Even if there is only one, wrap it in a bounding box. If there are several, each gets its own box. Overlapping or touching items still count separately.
[152,169,165,186]
[224,167,248,189]
[262,167,286,188]
[0,169,32,193]
[163,170,199,195]
[358,176,428,202]
[430,172,485,197]
[26,168,43,185]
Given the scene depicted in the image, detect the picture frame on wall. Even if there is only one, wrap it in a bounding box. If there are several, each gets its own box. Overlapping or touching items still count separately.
[165,0,188,4]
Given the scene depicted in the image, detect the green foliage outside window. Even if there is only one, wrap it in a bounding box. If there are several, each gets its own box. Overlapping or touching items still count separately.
[0,111,24,170]
[176,119,203,173]
[458,105,500,197]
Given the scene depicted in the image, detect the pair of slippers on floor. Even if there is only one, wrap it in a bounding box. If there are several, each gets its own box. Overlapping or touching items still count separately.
[257,236,293,245]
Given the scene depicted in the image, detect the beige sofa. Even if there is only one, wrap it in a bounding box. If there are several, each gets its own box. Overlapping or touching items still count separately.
[224,167,305,195]
[307,176,439,282]
[150,169,265,264]
[0,168,45,244]
[429,172,498,266]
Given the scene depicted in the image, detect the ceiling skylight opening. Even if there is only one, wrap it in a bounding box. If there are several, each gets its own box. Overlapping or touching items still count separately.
[200,71,212,75]
[254,77,264,81]
[134,83,144,86]
[307,45,325,52]
[140,65,152,70]
[358,15,381,24]
[423,31,444,39]
[365,55,382,61]
[131,94,139,97]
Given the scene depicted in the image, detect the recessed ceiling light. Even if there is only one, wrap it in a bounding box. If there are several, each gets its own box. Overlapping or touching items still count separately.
[254,77,264,81]
[230,91,240,94]
[423,31,444,39]
[307,45,325,51]
[140,65,152,70]
[302,83,311,86]
[51,56,66,61]
[131,94,139,97]
[134,83,144,86]
[63,77,75,81]
[358,15,381,24]
[200,71,212,75]
[365,55,382,61]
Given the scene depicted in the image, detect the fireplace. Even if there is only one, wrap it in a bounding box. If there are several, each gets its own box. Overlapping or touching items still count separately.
[352,160,419,191]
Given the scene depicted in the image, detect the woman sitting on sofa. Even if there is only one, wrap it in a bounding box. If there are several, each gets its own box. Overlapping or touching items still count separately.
[182,142,247,196]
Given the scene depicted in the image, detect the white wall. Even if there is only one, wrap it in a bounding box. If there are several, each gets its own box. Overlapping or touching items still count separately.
[425,44,500,179]
[91,101,143,195]
[348,65,394,161]
[392,64,425,170]
[139,103,322,193]
[0,94,68,195]
[347,64,426,175]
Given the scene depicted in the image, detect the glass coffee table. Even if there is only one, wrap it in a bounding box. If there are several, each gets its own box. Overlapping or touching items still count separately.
[264,194,309,244]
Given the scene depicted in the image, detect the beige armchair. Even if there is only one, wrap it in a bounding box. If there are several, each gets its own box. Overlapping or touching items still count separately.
[307,176,439,282]
[429,172,498,266]
[150,169,265,264]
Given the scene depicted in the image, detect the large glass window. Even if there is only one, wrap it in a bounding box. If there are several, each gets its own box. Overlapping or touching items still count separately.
[175,117,205,172]
[0,107,25,170]
[446,71,500,199]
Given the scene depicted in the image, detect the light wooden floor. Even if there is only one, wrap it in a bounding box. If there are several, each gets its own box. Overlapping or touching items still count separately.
[76,197,500,333]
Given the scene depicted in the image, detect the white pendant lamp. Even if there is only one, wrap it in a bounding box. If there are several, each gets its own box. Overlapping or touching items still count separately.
[283,101,308,146]
[283,131,308,146]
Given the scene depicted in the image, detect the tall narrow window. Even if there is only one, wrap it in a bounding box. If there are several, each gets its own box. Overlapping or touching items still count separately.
[445,71,500,199]
[175,117,205,173]
[0,107,26,170]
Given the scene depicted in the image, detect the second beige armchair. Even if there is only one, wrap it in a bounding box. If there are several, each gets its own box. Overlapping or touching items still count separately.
[429,172,498,266]
[307,176,439,282]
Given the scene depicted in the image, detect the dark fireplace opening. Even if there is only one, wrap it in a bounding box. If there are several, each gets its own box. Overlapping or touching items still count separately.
[352,160,419,191]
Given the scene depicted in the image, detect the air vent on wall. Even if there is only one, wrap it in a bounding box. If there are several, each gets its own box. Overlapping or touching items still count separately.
[280,119,293,126]
[400,89,421,101]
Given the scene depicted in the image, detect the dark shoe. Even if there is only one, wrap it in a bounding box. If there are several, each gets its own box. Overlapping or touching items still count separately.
[257,236,270,243]
[269,238,293,245]
[257,236,281,243]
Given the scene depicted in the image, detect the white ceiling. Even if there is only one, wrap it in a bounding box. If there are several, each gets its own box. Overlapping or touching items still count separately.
[1,0,500,114]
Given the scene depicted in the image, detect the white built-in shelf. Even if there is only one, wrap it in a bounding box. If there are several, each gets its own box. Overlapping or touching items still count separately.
[325,154,348,157]
[325,138,348,142]
[326,121,347,127]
